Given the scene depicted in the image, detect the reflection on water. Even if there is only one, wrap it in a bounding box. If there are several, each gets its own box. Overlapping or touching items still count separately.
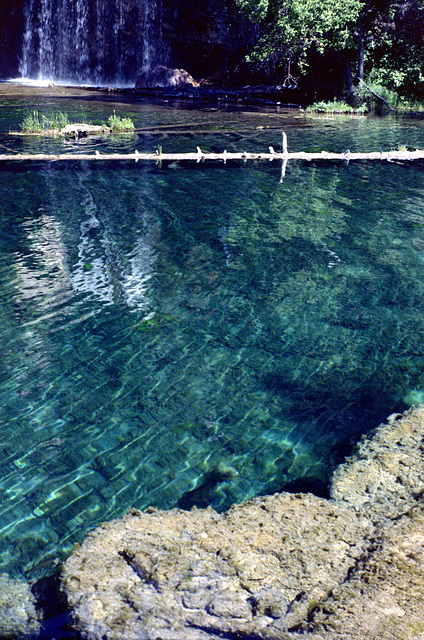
[69,170,156,309]
[0,94,424,579]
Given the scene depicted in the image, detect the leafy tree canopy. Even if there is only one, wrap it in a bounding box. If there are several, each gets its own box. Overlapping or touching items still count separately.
[236,0,363,69]
[236,0,424,100]
[365,0,424,98]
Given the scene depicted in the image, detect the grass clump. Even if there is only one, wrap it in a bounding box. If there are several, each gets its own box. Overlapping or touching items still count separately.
[107,111,135,131]
[19,109,135,135]
[20,110,69,133]
[306,99,367,114]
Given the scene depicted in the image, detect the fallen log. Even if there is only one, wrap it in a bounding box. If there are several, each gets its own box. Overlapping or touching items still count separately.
[0,132,423,164]
[0,148,423,163]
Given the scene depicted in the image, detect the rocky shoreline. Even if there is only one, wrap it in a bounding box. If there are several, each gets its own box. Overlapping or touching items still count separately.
[116,83,302,107]
[3,405,424,639]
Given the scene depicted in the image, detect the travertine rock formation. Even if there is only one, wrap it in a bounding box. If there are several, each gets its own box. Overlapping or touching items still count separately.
[4,405,424,639]
[310,504,424,639]
[135,66,198,89]
[59,406,424,639]
[331,408,424,522]
[0,573,41,638]
[61,494,371,639]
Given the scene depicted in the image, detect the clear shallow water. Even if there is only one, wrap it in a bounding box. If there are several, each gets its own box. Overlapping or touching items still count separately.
[1,86,424,578]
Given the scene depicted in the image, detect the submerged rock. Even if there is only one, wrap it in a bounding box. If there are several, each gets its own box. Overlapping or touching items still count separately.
[60,123,111,138]
[59,405,424,640]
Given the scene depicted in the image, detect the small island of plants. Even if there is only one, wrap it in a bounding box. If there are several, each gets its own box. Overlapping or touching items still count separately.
[18,110,135,136]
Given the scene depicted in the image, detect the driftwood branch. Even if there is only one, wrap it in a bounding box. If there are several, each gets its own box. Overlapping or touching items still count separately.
[357,78,394,112]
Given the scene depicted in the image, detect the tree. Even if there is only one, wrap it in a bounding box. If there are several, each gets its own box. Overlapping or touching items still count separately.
[362,0,424,100]
[235,0,364,83]
[236,0,424,101]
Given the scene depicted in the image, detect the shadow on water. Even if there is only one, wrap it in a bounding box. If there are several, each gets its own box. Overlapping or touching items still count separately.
[178,467,239,511]
[262,371,405,441]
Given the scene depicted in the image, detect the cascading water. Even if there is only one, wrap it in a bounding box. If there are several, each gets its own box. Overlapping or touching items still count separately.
[19,0,166,85]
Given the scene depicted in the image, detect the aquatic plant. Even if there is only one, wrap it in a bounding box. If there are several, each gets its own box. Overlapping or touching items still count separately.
[20,110,69,132]
[307,82,424,115]
[107,111,135,131]
[19,110,135,134]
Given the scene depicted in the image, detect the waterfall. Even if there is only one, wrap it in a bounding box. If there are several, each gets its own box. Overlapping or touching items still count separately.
[19,0,166,85]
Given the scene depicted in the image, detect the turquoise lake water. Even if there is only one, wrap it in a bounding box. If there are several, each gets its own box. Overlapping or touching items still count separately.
[1,85,424,578]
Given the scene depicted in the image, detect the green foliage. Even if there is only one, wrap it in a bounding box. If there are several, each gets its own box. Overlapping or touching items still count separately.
[20,110,69,133]
[237,0,363,70]
[236,0,424,103]
[306,99,367,114]
[363,1,424,100]
[366,49,424,101]
[350,80,424,113]
[357,81,401,111]
[279,0,363,53]
[107,111,135,131]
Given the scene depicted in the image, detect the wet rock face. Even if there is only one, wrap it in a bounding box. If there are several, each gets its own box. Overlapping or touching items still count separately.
[135,66,198,89]
[61,493,371,639]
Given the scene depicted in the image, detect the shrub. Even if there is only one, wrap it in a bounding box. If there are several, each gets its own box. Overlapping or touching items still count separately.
[306,99,367,114]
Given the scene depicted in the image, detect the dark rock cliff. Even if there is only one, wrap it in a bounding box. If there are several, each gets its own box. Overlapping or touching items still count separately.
[161,0,257,84]
[0,0,24,78]
[0,0,256,85]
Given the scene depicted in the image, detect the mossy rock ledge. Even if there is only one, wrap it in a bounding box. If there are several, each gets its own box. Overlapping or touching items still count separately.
[4,405,424,639]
